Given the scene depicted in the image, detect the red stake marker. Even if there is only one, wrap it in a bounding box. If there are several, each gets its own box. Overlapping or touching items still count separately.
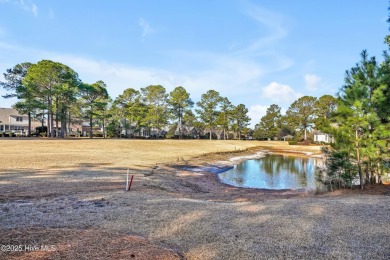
[128,175,134,191]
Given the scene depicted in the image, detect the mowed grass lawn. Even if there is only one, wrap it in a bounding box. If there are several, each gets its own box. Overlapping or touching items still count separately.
[0,139,323,171]
[0,139,269,171]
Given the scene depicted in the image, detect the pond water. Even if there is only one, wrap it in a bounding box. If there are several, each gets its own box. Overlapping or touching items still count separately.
[218,154,320,190]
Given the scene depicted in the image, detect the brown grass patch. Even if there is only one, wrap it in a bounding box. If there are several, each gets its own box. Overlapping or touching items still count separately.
[0,139,274,171]
[0,228,181,260]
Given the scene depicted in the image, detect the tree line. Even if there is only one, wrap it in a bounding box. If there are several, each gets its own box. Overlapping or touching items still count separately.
[253,95,337,141]
[0,60,251,140]
[0,59,340,142]
[1,60,110,138]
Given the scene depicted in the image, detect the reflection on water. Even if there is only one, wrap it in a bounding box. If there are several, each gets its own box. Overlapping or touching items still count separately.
[218,154,320,190]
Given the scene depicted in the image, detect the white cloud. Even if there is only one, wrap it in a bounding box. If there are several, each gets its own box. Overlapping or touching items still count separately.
[237,3,291,55]
[0,0,38,17]
[262,82,302,104]
[31,3,38,17]
[162,50,265,97]
[248,104,268,128]
[138,17,154,39]
[304,74,322,91]
[0,41,266,102]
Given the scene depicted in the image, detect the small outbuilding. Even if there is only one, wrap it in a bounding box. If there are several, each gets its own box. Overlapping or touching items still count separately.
[283,135,294,141]
[313,130,334,143]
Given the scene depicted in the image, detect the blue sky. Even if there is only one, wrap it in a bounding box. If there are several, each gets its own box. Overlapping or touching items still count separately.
[0,0,388,127]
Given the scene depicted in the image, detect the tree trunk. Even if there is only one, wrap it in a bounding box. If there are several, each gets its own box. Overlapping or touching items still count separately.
[89,114,93,139]
[60,108,66,138]
[28,112,31,137]
[366,160,371,185]
[377,160,382,185]
[50,107,55,138]
[47,111,50,137]
[68,110,71,134]
[124,118,127,138]
[41,110,45,136]
[178,108,182,139]
[157,119,160,139]
[356,129,363,189]
[55,112,59,138]
[304,128,307,141]
[223,113,226,140]
[60,117,65,138]
[179,116,182,139]
[48,110,52,137]
[357,153,363,190]
[55,98,59,138]
[67,111,70,134]
[102,115,106,139]
[209,129,212,140]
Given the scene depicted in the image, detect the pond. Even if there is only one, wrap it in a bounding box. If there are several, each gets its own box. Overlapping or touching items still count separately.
[218,154,321,190]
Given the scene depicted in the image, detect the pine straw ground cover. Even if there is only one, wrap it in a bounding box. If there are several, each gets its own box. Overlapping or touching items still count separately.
[0,139,389,259]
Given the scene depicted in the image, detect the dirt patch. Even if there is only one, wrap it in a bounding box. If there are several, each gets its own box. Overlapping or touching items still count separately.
[0,228,181,260]
[318,183,390,197]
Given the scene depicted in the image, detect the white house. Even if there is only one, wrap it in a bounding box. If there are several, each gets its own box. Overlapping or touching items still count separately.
[313,130,334,143]
[283,135,294,141]
[117,123,170,138]
[0,108,40,135]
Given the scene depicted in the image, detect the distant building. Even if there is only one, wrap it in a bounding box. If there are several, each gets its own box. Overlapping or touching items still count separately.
[0,107,40,135]
[0,107,84,137]
[283,135,294,141]
[81,122,103,137]
[313,130,334,143]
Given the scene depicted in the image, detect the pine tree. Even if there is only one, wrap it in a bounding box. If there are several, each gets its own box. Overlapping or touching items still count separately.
[196,90,221,140]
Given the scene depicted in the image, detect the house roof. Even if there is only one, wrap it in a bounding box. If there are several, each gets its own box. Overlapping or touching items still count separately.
[0,107,23,123]
[313,130,328,135]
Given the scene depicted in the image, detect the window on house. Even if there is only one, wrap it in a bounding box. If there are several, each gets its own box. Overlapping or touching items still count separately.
[16,117,23,122]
